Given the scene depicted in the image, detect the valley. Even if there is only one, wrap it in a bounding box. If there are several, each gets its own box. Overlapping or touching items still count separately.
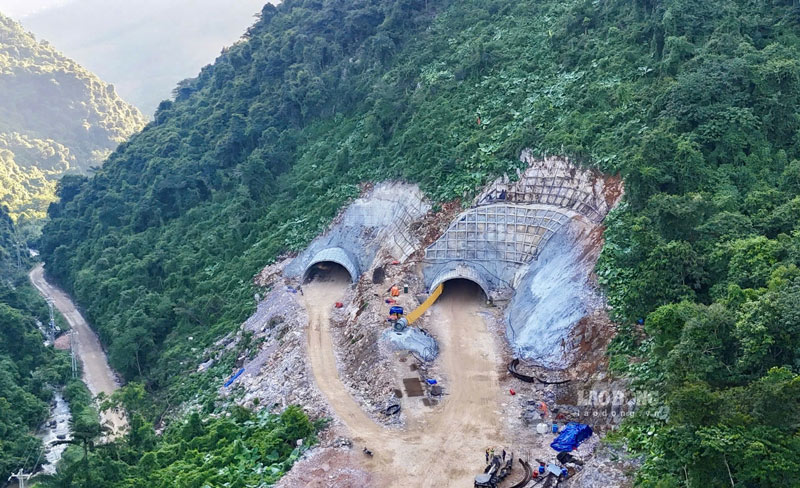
[2,0,800,486]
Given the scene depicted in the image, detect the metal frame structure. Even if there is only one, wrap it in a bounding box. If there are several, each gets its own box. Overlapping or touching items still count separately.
[424,204,572,264]
[474,161,609,223]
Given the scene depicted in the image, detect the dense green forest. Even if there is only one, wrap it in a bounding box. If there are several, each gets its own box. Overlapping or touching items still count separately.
[39,0,800,485]
[0,13,145,227]
[41,387,318,487]
[0,206,75,480]
[1,208,314,486]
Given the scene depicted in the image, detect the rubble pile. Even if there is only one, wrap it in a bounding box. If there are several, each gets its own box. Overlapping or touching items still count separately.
[226,286,330,419]
[326,253,434,424]
[275,446,374,488]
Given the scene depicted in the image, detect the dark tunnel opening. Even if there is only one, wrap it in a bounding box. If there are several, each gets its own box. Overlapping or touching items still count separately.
[303,261,352,284]
[439,278,488,303]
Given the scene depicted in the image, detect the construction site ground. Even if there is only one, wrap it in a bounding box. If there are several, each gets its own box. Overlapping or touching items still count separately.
[275,265,634,488]
[247,169,636,487]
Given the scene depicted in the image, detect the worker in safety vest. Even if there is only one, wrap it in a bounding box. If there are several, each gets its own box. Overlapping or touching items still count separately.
[390,285,400,297]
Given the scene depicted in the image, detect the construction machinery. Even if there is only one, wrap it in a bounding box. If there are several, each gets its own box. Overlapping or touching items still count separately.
[386,283,443,332]
[474,454,515,488]
[406,283,443,323]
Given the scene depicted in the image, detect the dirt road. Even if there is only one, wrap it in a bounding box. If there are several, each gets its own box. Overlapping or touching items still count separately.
[29,264,127,436]
[304,271,506,486]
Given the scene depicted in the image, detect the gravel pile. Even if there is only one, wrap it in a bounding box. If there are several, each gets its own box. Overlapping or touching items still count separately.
[229,286,330,419]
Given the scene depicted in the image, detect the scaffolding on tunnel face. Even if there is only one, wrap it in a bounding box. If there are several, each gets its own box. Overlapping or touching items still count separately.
[424,205,571,264]
[474,160,610,224]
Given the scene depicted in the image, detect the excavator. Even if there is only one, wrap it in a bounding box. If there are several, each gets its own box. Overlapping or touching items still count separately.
[474,453,534,488]
[387,283,443,332]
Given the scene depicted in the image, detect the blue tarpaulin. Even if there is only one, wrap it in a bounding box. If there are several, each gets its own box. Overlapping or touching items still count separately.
[550,422,593,452]
[224,368,245,388]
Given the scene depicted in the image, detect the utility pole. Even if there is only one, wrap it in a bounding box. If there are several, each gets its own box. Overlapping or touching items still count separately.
[13,226,22,270]
[48,300,56,343]
[8,469,32,488]
[70,331,78,378]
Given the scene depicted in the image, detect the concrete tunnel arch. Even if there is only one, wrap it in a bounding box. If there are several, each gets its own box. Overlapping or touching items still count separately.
[303,247,359,283]
[429,266,490,299]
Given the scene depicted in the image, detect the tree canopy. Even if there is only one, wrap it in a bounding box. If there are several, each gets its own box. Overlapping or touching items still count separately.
[38,0,800,485]
[0,13,145,227]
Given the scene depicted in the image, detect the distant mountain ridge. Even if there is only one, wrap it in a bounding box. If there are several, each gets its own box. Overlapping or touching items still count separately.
[0,12,145,224]
[16,0,268,113]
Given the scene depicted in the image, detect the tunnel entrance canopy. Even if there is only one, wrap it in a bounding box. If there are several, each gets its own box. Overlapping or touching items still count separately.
[430,266,490,300]
[303,247,358,282]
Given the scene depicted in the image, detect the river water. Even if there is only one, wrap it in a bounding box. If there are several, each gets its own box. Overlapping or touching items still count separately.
[37,391,72,475]
[25,263,127,478]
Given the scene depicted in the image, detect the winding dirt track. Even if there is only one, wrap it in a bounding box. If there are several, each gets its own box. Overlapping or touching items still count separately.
[304,272,506,486]
[29,264,127,436]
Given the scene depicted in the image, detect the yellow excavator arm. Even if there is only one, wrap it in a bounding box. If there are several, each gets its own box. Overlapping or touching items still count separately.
[406,283,443,324]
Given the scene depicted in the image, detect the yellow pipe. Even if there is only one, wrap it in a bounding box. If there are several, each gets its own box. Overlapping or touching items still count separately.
[406,284,443,324]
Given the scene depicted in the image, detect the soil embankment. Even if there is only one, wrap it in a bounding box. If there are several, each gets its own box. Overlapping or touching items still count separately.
[29,264,127,436]
[303,268,506,486]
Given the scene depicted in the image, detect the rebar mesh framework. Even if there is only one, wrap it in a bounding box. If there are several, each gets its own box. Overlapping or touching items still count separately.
[424,205,571,264]
[473,159,612,223]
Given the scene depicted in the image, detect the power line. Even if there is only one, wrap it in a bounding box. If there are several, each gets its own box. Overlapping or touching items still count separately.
[15,402,52,481]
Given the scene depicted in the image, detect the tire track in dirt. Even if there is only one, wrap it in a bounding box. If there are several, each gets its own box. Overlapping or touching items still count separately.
[303,270,506,486]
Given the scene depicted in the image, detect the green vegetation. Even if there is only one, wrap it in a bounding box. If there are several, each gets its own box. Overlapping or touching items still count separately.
[0,13,145,227]
[0,206,73,480]
[38,0,800,485]
[43,384,318,488]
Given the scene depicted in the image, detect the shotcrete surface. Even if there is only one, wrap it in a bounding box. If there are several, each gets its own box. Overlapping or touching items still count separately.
[507,220,605,368]
[284,182,429,280]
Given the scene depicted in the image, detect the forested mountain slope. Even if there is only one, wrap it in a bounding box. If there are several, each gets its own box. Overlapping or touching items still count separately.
[0,13,145,224]
[41,0,800,485]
